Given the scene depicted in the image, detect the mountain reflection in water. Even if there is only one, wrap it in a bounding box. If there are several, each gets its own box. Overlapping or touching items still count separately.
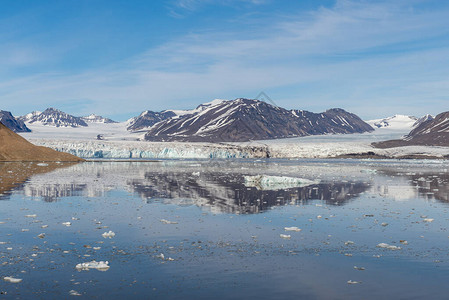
[2,160,449,213]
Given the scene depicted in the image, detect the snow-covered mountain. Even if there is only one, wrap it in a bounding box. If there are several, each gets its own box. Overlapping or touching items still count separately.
[374,111,448,148]
[126,110,176,131]
[20,108,88,127]
[126,100,228,132]
[413,114,434,128]
[366,115,418,130]
[0,110,30,132]
[144,98,374,142]
[81,114,118,124]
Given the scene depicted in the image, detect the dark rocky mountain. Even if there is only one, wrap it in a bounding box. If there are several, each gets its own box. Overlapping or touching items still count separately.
[127,110,177,131]
[374,111,449,148]
[20,108,88,127]
[0,110,30,132]
[144,98,373,142]
[81,114,118,124]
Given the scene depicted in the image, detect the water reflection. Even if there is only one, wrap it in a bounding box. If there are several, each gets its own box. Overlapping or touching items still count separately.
[376,167,449,202]
[130,173,370,214]
[0,162,78,200]
[3,160,449,213]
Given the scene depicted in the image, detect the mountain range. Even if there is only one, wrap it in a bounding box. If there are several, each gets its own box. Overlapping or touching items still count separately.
[144,98,374,142]
[2,98,447,145]
[373,111,449,148]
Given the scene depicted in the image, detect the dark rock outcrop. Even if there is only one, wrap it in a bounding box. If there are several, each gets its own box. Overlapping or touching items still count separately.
[0,110,30,132]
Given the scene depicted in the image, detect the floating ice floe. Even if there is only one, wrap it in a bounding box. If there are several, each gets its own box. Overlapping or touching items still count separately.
[75,260,110,271]
[25,214,37,218]
[62,222,71,227]
[69,290,81,296]
[381,222,388,227]
[280,234,291,239]
[423,218,434,223]
[347,280,361,284]
[37,233,45,239]
[102,231,115,238]
[243,175,319,191]
[3,277,22,283]
[345,241,355,245]
[377,243,401,250]
[284,227,301,232]
[156,253,174,261]
[354,266,365,271]
[160,219,178,225]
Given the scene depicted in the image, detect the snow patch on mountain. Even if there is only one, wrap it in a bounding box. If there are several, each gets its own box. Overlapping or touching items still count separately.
[82,114,118,124]
[366,115,418,130]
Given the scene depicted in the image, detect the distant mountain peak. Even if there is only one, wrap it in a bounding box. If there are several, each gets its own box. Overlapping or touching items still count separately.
[373,111,448,148]
[20,108,88,128]
[366,115,418,130]
[81,114,118,124]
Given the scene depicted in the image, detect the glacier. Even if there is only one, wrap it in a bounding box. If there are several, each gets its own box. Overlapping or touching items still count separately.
[25,136,449,159]
[29,139,270,159]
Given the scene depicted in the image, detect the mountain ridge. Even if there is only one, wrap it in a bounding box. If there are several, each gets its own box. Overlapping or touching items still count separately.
[144,98,374,142]
[373,111,449,148]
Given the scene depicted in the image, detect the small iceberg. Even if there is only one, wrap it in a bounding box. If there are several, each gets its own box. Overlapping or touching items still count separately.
[3,276,22,283]
[284,227,301,232]
[3,277,22,283]
[102,231,116,238]
[244,175,319,191]
[280,234,291,239]
[75,260,110,271]
[377,243,401,250]
[69,290,81,296]
[160,219,178,224]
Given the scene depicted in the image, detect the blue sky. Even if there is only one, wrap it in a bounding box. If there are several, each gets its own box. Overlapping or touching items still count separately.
[1,0,448,121]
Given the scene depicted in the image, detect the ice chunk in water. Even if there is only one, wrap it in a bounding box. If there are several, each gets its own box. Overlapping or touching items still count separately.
[3,277,22,283]
[75,260,110,271]
[244,175,319,190]
[102,231,116,238]
[284,227,301,232]
[160,219,178,224]
[377,243,401,250]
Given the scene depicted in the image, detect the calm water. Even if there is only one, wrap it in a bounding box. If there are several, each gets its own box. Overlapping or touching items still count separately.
[1,159,449,299]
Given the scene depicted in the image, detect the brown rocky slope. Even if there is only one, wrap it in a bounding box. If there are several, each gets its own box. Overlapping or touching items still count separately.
[0,122,84,162]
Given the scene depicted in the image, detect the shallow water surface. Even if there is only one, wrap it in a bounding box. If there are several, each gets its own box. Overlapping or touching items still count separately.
[1,159,448,299]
